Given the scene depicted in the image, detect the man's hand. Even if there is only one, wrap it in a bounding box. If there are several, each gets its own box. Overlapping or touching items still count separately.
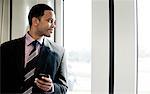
[34,76,54,92]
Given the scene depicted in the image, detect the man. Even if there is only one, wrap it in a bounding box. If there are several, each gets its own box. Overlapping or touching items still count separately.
[1,4,68,94]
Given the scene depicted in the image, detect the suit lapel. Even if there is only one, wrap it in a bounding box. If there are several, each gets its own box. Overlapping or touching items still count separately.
[35,39,59,80]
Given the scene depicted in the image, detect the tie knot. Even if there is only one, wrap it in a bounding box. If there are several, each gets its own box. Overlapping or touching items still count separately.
[31,40,38,47]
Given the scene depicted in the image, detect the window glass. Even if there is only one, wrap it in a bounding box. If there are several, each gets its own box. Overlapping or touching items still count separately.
[64,0,91,93]
[138,0,150,94]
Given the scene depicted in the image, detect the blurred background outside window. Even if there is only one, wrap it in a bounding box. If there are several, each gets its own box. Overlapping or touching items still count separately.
[64,0,91,94]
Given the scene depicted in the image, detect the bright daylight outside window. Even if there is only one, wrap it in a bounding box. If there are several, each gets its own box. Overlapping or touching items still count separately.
[64,0,91,94]
[138,0,150,94]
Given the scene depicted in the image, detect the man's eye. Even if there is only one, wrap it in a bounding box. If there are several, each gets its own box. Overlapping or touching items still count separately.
[48,19,53,23]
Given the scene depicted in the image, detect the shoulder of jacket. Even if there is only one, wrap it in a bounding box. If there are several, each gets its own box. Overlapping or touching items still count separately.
[1,37,25,48]
[44,37,65,56]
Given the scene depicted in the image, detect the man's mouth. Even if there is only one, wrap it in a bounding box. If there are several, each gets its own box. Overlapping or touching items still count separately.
[48,29,53,33]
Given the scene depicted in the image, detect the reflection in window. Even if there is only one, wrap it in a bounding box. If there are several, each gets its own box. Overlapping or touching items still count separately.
[64,0,91,94]
[138,0,150,94]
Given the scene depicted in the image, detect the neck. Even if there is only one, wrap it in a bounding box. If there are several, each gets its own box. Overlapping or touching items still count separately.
[28,30,42,40]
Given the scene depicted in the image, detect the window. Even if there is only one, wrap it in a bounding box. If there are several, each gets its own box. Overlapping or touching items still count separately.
[138,0,150,94]
[64,0,91,93]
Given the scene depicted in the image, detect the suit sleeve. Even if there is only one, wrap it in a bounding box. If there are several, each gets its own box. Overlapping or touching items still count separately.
[52,50,68,94]
[44,40,68,94]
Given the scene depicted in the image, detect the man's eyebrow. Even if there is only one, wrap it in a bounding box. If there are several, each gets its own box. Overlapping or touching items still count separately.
[47,18,53,20]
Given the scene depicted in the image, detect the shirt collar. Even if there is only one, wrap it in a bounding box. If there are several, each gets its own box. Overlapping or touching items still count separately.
[25,32,44,46]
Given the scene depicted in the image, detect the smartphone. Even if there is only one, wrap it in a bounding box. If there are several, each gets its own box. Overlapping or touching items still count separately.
[37,73,49,81]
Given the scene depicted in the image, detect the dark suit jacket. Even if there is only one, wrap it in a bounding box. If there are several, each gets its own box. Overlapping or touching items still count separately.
[0,37,68,94]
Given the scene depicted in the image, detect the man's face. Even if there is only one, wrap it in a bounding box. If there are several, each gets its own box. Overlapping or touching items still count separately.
[36,10,56,37]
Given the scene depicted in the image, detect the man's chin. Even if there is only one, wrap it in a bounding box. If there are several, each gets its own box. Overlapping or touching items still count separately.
[45,35,51,37]
[44,34,51,37]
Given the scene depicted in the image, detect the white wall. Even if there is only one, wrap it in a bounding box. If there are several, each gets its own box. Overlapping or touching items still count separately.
[114,0,137,94]
[92,0,137,94]
[12,0,28,39]
[92,0,109,94]
[55,0,64,46]
[0,0,10,44]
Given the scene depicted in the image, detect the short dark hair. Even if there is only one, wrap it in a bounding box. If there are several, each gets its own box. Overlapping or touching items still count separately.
[28,4,53,27]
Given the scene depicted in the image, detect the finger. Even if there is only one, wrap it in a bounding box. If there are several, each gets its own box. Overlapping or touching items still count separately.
[35,78,52,86]
[41,76,52,83]
[35,80,52,91]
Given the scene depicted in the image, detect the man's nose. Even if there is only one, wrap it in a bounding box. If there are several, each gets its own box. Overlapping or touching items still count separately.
[51,22,56,28]
[49,22,55,28]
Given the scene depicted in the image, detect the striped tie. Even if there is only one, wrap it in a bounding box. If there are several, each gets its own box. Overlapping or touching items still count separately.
[23,40,39,94]
[29,40,38,55]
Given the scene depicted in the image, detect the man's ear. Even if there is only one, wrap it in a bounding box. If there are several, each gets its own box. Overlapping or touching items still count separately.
[32,17,39,26]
